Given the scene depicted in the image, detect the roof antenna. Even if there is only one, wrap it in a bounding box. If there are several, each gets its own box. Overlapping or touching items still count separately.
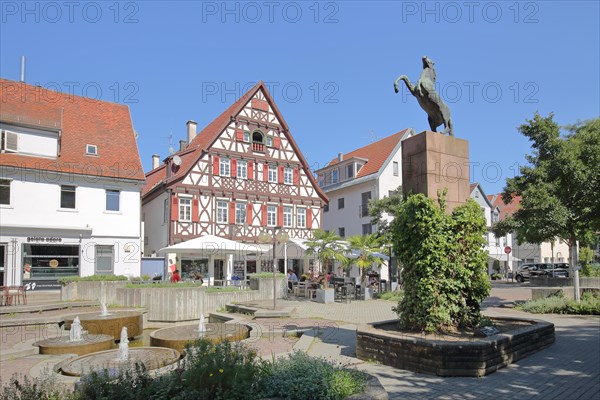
[20,56,26,82]
[168,129,175,155]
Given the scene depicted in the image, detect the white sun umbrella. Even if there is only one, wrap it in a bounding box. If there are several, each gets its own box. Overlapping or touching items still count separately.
[158,235,267,257]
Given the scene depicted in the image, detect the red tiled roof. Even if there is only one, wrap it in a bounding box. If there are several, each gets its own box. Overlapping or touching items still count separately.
[141,81,328,202]
[325,129,409,178]
[490,194,522,220]
[0,78,144,181]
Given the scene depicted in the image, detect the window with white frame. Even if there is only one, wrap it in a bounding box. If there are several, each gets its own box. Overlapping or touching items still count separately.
[297,208,306,228]
[331,169,339,184]
[284,167,293,184]
[346,164,354,178]
[219,158,231,177]
[393,161,399,176]
[268,165,277,183]
[283,206,293,227]
[0,179,10,205]
[243,131,250,142]
[266,136,273,147]
[106,189,120,212]
[179,197,192,221]
[267,205,277,226]
[86,144,98,156]
[216,200,228,224]
[237,160,248,179]
[235,203,246,224]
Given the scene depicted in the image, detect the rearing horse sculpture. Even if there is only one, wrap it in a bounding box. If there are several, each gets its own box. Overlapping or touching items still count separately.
[394,56,454,136]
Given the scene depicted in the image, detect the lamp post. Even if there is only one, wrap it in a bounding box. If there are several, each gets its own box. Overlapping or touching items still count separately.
[258,226,289,310]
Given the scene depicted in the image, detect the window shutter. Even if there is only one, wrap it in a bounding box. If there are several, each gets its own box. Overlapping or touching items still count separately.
[4,131,18,152]
[246,203,253,225]
[306,208,312,229]
[278,166,284,184]
[278,205,284,226]
[263,163,269,182]
[171,196,179,221]
[261,204,267,226]
[248,161,254,180]
[213,155,220,176]
[229,202,236,224]
[273,137,281,149]
[192,198,199,222]
[293,168,300,185]
[231,159,237,178]
[235,129,244,141]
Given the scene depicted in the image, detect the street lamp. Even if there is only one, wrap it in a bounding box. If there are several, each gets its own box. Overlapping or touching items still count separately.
[258,226,289,310]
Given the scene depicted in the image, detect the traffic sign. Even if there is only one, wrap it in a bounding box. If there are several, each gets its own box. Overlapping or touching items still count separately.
[504,246,512,254]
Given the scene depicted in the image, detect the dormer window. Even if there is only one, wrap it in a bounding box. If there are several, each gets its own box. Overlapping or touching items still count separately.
[346,164,354,179]
[331,169,339,184]
[86,144,98,155]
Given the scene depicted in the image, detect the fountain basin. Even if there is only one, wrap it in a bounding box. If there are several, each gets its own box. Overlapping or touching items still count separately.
[64,311,143,340]
[59,347,180,377]
[35,334,114,356]
[150,323,250,353]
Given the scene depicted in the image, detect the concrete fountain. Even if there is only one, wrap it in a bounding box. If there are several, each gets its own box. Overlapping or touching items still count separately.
[35,316,114,356]
[60,327,180,377]
[64,303,143,340]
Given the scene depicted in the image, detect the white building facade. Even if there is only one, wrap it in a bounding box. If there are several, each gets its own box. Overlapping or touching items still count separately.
[0,79,145,289]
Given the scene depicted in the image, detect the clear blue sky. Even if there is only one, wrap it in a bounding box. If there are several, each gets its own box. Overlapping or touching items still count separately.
[2,1,598,195]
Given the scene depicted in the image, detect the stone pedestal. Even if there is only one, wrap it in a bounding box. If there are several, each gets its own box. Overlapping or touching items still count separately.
[402,131,470,211]
[315,288,334,304]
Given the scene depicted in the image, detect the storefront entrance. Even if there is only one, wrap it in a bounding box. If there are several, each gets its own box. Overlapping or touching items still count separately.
[22,243,79,290]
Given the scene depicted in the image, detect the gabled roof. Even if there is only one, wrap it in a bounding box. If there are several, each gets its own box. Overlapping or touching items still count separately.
[469,182,494,209]
[489,194,522,221]
[0,78,144,181]
[323,129,410,178]
[142,81,327,202]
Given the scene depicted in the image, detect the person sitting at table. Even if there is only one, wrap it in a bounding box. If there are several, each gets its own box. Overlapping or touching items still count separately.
[287,269,298,291]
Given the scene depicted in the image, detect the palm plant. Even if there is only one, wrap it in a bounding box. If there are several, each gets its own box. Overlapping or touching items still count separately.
[304,229,347,274]
[347,234,385,287]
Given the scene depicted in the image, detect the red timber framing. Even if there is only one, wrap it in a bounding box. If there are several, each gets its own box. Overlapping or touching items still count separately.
[141,81,328,246]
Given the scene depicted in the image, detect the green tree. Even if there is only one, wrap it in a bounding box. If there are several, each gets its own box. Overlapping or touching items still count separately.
[579,246,594,276]
[347,234,385,287]
[493,114,600,301]
[304,229,347,273]
[391,193,489,333]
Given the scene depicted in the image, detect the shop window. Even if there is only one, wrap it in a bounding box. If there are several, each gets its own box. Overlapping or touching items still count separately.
[181,258,208,280]
[22,244,79,280]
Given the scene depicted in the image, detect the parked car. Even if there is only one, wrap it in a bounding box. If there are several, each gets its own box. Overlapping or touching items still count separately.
[515,263,569,283]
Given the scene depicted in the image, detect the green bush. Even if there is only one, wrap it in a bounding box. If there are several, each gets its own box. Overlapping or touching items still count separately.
[1,373,73,400]
[260,351,366,400]
[391,193,490,333]
[517,292,600,315]
[58,274,128,285]
[379,290,404,303]
[581,263,600,277]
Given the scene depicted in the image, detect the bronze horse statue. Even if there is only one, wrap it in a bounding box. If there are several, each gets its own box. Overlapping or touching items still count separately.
[394,56,454,136]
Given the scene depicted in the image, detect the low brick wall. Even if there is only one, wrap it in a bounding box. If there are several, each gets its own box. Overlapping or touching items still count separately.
[356,318,555,377]
[60,281,127,304]
[530,277,600,288]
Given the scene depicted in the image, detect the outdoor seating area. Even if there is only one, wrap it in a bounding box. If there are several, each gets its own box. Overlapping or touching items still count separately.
[0,285,27,306]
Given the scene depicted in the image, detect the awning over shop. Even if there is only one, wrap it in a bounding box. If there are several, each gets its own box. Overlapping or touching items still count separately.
[158,235,268,257]
[488,254,521,262]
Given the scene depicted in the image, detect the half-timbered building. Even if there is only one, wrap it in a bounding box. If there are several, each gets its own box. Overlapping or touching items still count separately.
[142,82,327,282]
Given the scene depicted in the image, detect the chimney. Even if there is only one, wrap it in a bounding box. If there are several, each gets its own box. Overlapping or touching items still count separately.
[187,120,197,144]
[152,154,160,169]
[338,152,343,162]
[179,140,187,152]
[20,56,26,82]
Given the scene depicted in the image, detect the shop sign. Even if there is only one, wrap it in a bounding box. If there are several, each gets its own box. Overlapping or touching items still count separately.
[27,237,63,243]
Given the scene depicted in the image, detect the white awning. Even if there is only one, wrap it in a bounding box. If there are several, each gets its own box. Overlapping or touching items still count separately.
[488,254,521,262]
[158,235,268,257]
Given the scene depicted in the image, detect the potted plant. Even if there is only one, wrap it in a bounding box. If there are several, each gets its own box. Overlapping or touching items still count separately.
[304,229,347,303]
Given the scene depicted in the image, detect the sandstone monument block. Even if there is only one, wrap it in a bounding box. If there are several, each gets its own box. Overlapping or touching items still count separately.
[402,131,470,211]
